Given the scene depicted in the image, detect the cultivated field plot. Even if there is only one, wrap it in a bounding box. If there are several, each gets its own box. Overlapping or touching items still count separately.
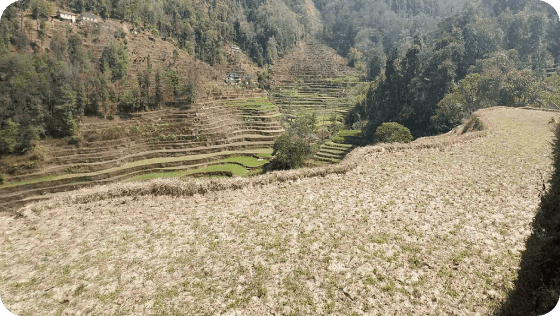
[1,108,557,315]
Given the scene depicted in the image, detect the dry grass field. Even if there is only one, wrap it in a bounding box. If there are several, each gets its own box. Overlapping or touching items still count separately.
[1,107,558,315]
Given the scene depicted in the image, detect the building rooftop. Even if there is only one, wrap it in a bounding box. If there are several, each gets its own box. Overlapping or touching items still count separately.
[81,12,98,19]
[57,10,77,16]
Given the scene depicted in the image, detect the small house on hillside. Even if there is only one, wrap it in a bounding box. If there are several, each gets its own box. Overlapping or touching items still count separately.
[225,72,241,84]
[80,12,99,23]
[57,10,77,23]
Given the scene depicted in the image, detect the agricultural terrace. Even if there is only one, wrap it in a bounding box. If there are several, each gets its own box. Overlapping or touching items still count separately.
[270,41,366,164]
[0,91,283,210]
[1,107,558,315]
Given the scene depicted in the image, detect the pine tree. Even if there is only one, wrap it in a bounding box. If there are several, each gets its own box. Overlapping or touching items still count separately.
[75,82,87,116]
[154,68,163,108]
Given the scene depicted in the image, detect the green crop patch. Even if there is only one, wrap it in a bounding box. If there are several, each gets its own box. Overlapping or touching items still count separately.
[127,155,271,182]
[226,98,280,116]
[3,149,274,190]
[338,130,362,136]
[318,148,347,155]
[185,163,249,176]
[0,174,58,189]
[221,156,268,167]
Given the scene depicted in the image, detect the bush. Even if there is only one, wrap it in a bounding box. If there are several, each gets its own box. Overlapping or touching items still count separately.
[49,106,77,138]
[7,163,17,174]
[114,30,126,39]
[183,82,196,105]
[374,122,413,143]
[290,111,318,141]
[265,133,310,171]
[118,90,139,113]
[258,67,272,90]
[0,173,4,185]
[0,119,19,155]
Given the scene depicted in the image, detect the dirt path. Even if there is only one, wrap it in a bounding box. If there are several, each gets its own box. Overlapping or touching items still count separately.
[1,108,557,315]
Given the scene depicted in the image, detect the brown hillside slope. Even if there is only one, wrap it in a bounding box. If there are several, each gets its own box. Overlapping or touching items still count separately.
[17,13,259,102]
[1,108,558,315]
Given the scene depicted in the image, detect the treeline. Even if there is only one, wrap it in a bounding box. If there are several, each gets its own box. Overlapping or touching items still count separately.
[313,0,473,78]
[346,0,560,141]
[313,0,560,80]
[34,0,307,66]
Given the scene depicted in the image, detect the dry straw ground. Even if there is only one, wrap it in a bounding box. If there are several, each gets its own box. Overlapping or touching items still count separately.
[1,108,558,315]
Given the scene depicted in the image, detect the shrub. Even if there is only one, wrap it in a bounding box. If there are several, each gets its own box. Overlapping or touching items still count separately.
[29,146,45,161]
[0,119,19,155]
[183,82,196,105]
[258,67,272,90]
[290,111,317,141]
[0,173,3,185]
[114,30,126,39]
[7,163,17,174]
[118,90,139,113]
[374,122,413,143]
[266,133,310,171]
[49,106,77,138]
[316,128,331,141]
[68,135,82,145]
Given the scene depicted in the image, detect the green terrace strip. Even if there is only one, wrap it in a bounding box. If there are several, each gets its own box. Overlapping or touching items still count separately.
[0,174,59,189]
[0,149,272,189]
[128,163,250,181]
[256,152,273,158]
[128,156,271,182]
[315,130,363,164]
[318,148,347,155]
[225,98,277,110]
[185,163,250,176]
[127,170,191,182]
[220,156,269,167]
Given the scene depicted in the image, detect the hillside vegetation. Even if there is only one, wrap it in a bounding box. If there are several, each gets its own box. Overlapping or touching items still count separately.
[1,0,560,314]
[1,107,558,315]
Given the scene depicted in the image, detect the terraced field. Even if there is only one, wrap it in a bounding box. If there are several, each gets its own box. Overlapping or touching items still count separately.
[127,155,271,181]
[271,41,361,126]
[1,107,557,315]
[272,81,358,123]
[0,91,283,210]
[268,40,367,165]
[1,39,364,209]
[315,130,363,163]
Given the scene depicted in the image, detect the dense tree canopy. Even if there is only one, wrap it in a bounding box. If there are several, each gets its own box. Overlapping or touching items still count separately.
[344,0,560,142]
[313,0,559,80]
[54,0,306,66]
[1,0,559,156]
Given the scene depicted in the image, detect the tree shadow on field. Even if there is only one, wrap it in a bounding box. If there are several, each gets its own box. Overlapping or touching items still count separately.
[494,125,560,316]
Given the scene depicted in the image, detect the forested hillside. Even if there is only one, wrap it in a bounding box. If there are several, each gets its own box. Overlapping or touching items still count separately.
[1,0,559,157]
[313,0,559,78]
[62,0,323,64]
[343,0,560,140]
[0,0,312,157]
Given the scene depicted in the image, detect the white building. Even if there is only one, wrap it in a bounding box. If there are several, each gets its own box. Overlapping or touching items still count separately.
[57,10,77,23]
[80,12,99,23]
